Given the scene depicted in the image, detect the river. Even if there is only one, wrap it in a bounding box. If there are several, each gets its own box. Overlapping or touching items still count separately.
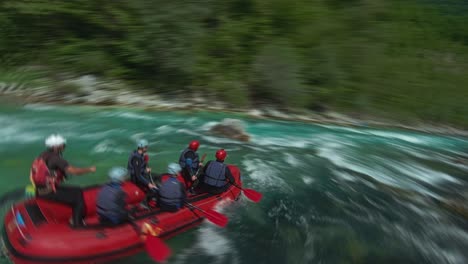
[0,101,467,264]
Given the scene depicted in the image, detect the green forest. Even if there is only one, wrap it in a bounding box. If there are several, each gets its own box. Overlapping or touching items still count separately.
[1,0,467,127]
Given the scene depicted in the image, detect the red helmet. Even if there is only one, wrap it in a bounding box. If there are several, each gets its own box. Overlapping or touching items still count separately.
[188,140,200,151]
[215,149,227,161]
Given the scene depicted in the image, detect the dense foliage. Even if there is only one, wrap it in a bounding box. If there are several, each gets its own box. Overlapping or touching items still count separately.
[1,0,467,127]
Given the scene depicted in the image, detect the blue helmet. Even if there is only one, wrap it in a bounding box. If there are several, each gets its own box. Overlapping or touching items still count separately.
[109,167,128,182]
[137,139,149,148]
[168,163,181,175]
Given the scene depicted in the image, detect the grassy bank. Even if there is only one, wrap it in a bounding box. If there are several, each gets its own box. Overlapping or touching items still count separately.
[1,0,467,128]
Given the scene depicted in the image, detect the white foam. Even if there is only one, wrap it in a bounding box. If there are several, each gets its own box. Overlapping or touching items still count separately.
[244,145,269,152]
[452,161,468,171]
[117,112,153,120]
[242,158,292,192]
[402,202,442,221]
[176,128,200,137]
[76,129,124,141]
[316,142,349,167]
[153,125,175,135]
[317,141,427,191]
[129,133,147,142]
[367,130,426,144]
[23,103,58,111]
[251,123,275,129]
[199,121,219,131]
[333,170,358,182]
[392,144,432,160]
[313,133,358,148]
[284,153,301,167]
[386,160,461,185]
[100,111,154,121]
[363,195,388,211]
[213,199,231,212]
[251,136,311,149]
[301,176,314,185]
[267,199,289,219]
[184,117,199,125]
[322,125,369,135]
[446,149,468,158]
[320,141,449,196]
[394,145,468,172]
[247,109,263,117]
[309,132,460,200]
[0,116,43,144]
[200,135,243,145]
[391,224,467,264]
[92,140,125,154]
[0,128,42,144]
[197,224,239,264]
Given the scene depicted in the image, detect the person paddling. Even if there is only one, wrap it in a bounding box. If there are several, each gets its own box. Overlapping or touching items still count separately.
[128,139,157,191]
[31,134,96,227]
[197,149,234,195]
[96,167,129,225]
[157,163,186,212]
[178,140,203,187]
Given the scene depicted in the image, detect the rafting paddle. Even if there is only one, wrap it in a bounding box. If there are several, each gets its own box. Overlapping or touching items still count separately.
[199,153,207,169]
[190,153,207,189]
[145,235,171,263]
[129,221,171,263]
[185,202,228,228]
[231,183,262,203]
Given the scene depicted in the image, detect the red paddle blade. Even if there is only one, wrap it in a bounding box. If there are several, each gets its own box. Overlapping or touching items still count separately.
[243,188,263,203]
[145,236,172,262]
[205,209,229,228]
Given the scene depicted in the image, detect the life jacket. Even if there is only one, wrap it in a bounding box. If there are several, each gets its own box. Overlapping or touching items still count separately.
[158,175,184,208]
[127,151,146,183]
[178,148,200,172]
[30,152,65,193]
[203,161,227,188]
[96,182,127,224]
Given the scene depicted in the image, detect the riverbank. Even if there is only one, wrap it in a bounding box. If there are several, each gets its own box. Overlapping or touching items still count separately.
[1,75,467,138]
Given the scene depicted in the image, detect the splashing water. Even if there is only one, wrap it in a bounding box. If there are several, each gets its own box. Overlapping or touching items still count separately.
[0,101,467,264]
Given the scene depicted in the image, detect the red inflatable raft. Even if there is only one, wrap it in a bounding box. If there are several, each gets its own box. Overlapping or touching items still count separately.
[2,165,242,264]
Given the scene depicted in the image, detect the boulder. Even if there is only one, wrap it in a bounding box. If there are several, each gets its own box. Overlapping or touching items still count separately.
[210,118,250,142]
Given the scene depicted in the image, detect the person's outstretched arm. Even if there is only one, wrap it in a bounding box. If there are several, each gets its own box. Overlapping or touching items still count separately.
[66,165,96,175]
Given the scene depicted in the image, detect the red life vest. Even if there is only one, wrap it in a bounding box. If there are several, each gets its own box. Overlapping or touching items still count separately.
[30,157,65,192]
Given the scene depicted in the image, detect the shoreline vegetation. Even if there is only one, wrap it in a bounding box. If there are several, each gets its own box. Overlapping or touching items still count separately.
[1,74,467,138]
[1,0,467,136]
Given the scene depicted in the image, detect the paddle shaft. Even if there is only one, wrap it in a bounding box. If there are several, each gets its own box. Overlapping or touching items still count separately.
[229,181,262,202]
[185,201,206,213]
[128,219,141,235]
[229,181,242,190]
[192,153,207,176]
[191,153,207,188]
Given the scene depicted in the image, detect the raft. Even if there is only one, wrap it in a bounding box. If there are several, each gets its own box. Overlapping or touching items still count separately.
[2,165,242,264]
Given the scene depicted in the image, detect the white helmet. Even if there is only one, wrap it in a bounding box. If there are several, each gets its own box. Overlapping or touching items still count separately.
[109,167,128,182]
[168,163,181,175]
[137,139,149,148]
[45,134,67,148]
